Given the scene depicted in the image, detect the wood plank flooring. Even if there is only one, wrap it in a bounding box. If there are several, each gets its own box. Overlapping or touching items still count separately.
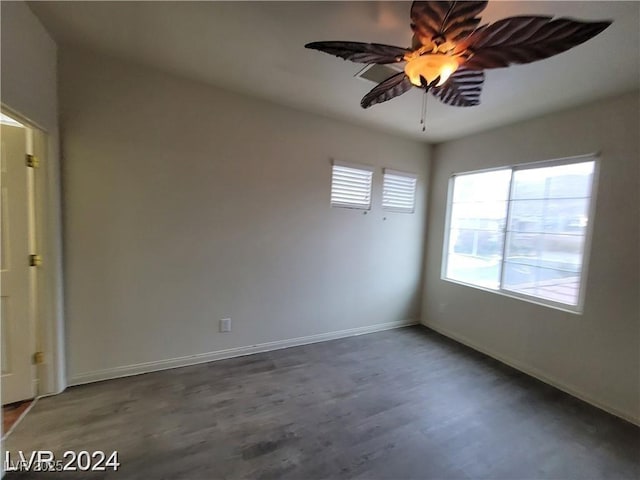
[5,326,639,479]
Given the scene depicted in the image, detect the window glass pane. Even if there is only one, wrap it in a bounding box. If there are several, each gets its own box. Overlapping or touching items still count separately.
[508,198,591,234]
[451,201,507,231]
[452,169,511,203]
[446,235,504,290]
[511,161,594,199]
[450,229,505,258]
[502,160,594,308]
[446,170,510,289]
[502,263,581,305]
[505,233,585,272]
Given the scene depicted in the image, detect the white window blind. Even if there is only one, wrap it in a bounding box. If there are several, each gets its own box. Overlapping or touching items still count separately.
[382,169,417,213]
[330,163,373,209]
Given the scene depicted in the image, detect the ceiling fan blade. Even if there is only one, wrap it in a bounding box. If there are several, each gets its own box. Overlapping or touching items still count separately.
[361,72,413,108]
[443,17,483,43]
[441,2,488,41]
[411,2,449,42]
[431,68,484,107]
[458,16,611,70]
[305,41,409,64]
[410,1,488,46]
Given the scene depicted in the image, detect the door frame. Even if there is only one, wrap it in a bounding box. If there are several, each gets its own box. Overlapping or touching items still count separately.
[1,104,66,397]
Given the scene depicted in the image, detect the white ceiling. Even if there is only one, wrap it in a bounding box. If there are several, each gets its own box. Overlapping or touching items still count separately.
[30,1,639,142]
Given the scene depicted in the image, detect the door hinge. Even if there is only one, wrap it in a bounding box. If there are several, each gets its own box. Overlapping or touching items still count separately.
[33,351,45,365]
[26,154,40,168]
[29,254,42,267]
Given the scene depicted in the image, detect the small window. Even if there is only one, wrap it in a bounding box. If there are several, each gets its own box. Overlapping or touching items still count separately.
[330,163,373,209]
[382,169,417,213]
[443,156,597,312]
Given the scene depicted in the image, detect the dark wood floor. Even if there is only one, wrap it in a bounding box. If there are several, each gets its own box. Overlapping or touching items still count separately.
[6,326,639,479]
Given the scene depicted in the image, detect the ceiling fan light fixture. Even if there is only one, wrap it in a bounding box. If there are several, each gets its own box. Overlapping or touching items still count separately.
[404,53,460,87]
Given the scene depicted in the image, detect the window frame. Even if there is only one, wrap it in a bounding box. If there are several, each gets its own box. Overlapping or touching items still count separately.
[441,154,600,314]
[330,160,374,210]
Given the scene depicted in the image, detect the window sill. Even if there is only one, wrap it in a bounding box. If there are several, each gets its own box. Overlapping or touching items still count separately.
[440,277,584,315]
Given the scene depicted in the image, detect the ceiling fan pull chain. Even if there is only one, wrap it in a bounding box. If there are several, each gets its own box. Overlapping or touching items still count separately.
[420,89,427,132]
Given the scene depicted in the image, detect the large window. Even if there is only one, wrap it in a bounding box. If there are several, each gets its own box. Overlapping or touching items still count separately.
[443,157,596,311]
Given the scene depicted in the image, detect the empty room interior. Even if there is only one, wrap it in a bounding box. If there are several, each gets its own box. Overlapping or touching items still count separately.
[1,1,639,478]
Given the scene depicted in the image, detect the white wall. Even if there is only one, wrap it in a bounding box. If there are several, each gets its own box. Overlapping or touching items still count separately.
[59,49,430,383]
[1,1,65,395]
[422,91,640,423]
[1,2,56,130]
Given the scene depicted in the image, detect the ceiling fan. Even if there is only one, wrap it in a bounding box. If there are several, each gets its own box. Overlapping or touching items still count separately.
[305,1,611,129]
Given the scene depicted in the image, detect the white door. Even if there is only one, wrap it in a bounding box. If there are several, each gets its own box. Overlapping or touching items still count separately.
[1,123,35,405]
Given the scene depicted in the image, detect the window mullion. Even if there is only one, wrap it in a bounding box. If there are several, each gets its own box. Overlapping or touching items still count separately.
[499,169,516,291]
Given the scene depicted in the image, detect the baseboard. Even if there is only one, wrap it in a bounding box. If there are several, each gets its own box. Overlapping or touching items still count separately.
[69,320,416,386]
[423,321,640,427]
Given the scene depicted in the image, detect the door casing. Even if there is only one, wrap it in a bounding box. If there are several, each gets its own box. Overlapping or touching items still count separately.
[1,105,66,398]
[1,122,36,404]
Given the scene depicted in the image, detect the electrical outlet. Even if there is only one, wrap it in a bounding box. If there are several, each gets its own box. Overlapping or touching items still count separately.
[220,318,231,333]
